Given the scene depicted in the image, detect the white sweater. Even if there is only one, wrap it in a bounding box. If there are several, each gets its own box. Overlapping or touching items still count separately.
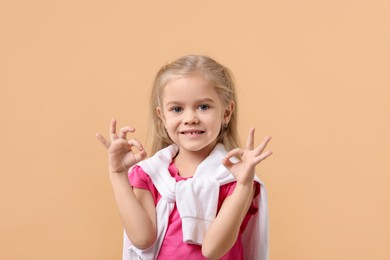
[123,143,269,260]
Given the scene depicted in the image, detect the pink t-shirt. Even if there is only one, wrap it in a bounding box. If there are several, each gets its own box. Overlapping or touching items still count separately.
[128,163,260,260]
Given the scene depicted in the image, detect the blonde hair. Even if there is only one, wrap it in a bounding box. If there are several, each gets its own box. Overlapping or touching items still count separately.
[148,55,240,155]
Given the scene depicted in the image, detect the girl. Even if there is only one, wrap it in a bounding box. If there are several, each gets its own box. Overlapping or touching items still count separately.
[96,55,272,260]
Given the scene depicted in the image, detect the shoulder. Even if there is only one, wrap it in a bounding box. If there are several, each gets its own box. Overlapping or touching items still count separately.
[128,165,153,188]
[129,165,161,204]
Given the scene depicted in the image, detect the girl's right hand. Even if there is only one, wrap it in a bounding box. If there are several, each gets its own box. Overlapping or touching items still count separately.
[96,119,147,174]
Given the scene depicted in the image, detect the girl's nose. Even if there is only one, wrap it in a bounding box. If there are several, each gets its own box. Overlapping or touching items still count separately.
[183,110,199,124]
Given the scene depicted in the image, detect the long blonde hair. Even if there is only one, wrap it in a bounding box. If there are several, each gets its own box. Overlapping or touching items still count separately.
[148,55,240,155]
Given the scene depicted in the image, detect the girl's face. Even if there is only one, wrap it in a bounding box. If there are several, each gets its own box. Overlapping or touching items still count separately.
[157,74,234,158]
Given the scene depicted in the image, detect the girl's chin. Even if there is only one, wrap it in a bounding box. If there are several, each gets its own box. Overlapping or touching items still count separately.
[177,142,217,155]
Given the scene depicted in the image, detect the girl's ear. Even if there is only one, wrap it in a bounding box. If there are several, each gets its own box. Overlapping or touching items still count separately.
[223,100,235,124]
[156,107,167,127]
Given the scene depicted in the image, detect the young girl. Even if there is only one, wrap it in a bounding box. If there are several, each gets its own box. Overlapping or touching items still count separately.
[96,55,272,260]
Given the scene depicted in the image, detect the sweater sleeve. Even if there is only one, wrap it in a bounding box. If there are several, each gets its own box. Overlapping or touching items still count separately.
[175,178,220,245]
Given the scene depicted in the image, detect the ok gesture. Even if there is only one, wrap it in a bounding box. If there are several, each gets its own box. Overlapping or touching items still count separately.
[96,119,147,174]
[222,128,272,185]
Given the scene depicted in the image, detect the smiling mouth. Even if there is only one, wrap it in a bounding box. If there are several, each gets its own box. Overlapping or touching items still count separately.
[180,130,205,135]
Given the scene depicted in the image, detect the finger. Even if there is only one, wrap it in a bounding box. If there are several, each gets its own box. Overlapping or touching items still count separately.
[253,150,273,165]
[222,157,234,169]
[225,148,244,160]
[254,135,272,155]
[119,126,136,139]
[127,138,144,152]
[246,127,255,150]
[222,148,243,169]
[110,118,118,141]
[133,150,148,163]
[95,133,110,149]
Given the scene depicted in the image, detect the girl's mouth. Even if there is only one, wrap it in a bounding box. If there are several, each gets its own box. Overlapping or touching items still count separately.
[180,130,205,135]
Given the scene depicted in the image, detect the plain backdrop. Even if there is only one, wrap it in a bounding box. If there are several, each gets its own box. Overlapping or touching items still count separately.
[1,0,389,259]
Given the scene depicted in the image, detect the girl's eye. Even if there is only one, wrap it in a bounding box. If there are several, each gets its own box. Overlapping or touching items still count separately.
[171,107,183,113]
[198,104,209,111]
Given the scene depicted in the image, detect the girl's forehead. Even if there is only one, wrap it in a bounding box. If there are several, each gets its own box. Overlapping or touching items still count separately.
[164,72,208,86]
[161,75,220,103]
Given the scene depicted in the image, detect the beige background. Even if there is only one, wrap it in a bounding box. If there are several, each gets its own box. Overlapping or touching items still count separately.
[1,0,389,259]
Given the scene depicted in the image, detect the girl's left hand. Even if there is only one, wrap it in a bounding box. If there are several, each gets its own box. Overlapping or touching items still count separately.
[222,128,272,186]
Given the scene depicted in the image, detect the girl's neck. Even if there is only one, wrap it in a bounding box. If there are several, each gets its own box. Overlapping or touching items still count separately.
[173,146,215,178]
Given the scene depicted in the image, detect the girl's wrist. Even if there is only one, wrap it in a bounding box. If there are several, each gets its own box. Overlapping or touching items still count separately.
[109,170,129,182]
[236,173,256,189]
[234,182,255,197]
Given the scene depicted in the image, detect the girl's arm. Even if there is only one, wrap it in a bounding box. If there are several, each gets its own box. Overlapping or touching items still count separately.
[96,119,157,249]
[202,128,272,259]
[202,183,255,259]
[110,173,157,249]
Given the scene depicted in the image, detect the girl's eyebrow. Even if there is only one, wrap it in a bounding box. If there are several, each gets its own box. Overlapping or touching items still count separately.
[197,98,215,104]
[165,98,215,106]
